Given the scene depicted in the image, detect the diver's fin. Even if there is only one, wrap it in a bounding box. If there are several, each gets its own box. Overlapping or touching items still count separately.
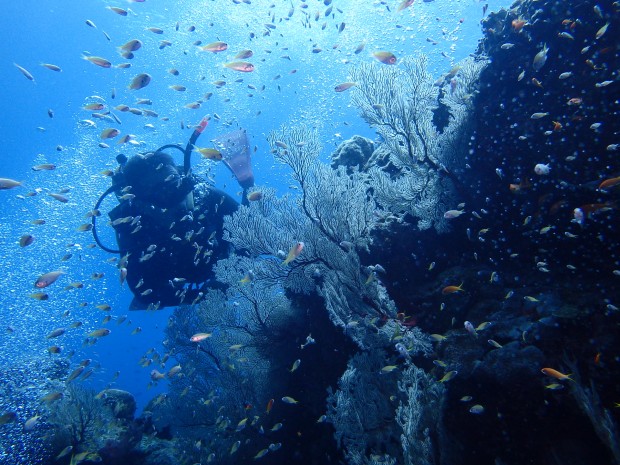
[214,129,255,189]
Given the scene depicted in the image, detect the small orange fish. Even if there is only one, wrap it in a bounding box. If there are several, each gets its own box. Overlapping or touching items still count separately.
[129,73,151,90]
[100,128,120,140]
[282,242,304,266]
[548,200,569,215]
[105,6,127,16]
[372,51,397,65]
[88,328,111,338]
[512,18,527,32]
[83,103,105,111]
[66,367,85,383]
[30,292,49,300]
[598,176,620,191]
[202,41,228,53]
[509,178,531,194]
[190,332,212,342]
[116,267,125,287]
[334,82,357,92]
[82,55,112,68]
[442,282,464,295]
[120,39,142,52]
[235,49,253,59]
[594,353,601,365]
[41,63,62,72]
[223,61,254,72]
[14,63,35,81]
[266,398,274,414]
[151,369,165,381]
[578,201,616,216]
[34,271,65,288]
[541,367,572,380]
[49,193,69,203]
[0,178,22,190]
[247,191,263,202]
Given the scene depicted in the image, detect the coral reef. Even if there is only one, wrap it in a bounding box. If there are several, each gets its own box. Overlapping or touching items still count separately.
[155,122,452,465]
[327,333,441,465]
[101,389,137,421]
[331,135,376,174]
[46,386,142,463]
[565,359,620,464]
[47,385,112,449]
[327,351,401,465]
[396,364,445,465]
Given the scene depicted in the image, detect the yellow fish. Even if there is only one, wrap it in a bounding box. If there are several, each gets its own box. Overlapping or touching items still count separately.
[230,440,241,455]
[88,328,111,338]
[193,146,222,160]
[439,370,458,383]
[380,365,398,374]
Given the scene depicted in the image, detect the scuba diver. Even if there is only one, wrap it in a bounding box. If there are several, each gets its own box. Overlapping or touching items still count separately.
[92,118,255,310]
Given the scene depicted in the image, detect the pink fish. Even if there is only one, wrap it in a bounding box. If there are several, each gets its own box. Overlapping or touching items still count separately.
[373,51,397,65]
[223,61,254,72]
[282,242,304,266]
[202,42,228,53]
[444,209,465,219]
[34,271,65,288]
[334,82,357,92]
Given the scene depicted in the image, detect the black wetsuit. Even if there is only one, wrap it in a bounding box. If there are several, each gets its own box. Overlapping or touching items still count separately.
[108,152,238,309]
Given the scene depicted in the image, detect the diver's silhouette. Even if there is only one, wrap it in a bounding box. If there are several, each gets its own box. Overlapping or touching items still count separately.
[92,119,254,309]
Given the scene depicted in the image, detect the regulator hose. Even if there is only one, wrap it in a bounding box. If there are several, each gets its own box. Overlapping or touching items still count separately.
[91,185,121,254]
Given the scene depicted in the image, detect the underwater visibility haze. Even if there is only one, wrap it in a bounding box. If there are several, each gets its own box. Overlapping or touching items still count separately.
[1,0,619,464]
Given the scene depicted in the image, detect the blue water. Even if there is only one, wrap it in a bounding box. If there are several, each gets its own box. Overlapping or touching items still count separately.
[0,0,509,461]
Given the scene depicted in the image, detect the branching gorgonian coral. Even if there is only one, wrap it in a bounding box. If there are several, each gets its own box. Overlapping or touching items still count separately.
[396,364,445,465]
[349,55,487,232]
[327,351,401,465]
[222,125,398,347]
[327,341,442,465]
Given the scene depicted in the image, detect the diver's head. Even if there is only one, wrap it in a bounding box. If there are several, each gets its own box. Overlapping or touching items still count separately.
[116,153,128,167]
[123,151,194,208]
